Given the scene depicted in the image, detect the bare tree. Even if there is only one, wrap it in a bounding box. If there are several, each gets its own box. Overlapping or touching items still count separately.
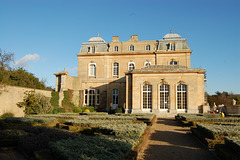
[0,49,14,71]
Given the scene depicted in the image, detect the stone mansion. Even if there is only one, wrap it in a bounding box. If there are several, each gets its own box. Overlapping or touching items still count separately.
[55,31,206,115]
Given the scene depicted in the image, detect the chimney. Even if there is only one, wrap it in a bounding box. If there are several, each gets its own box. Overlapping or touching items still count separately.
[112,36,119,42]
[131,35,138,41]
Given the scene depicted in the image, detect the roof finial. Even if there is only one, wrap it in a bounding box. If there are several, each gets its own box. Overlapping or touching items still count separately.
[170,29,172,34]
[97,33,99,37]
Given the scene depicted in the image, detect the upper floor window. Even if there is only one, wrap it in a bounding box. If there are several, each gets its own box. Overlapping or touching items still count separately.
[130,45,134,51]
[171,43,175,51]
[145,61,151,67]
[128,62,135,71]
[87,47,90,52]
[113,62,119,76]
[146,45,150,51]
[92,46,95,53]
[170,61,178,65]
[114,46,118,52]
[89,63,96,77]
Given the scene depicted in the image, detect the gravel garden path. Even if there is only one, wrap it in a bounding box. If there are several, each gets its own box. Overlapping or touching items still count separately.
[138,118,218,160]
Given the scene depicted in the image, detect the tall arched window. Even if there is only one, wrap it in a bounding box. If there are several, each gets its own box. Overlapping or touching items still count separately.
[143,84,152,109]
[89,63,96,77]
[89,89,95,107]
[128,62,135,71]
[113,62,119,76]
[177,84,187,109]
[160,85,170,109]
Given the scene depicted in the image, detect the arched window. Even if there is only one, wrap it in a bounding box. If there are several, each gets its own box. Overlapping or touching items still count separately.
[170,61,178,65]
[130,45,134,51]
[177,84,187,109]
[160,85,170,109]
[146,45,150,51]
[143,84,152,109]
[114,46,118,52]
[145,61,151,67]
[128,62,135,71]
[113,62,119,76]
[89,63,96,77]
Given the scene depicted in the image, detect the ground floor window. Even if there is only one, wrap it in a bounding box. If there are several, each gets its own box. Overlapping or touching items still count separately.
[143,85,152,109]
[96,89,100,105]
[84,89,88,105]
[177,84,187,109]
[160,85,170,109]
[89,89,95,107]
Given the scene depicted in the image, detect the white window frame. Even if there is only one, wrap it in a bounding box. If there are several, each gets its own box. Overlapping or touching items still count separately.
[144,61,151,67]
[96,89,100,105]
[128,62,135,71]
[114,46,118,52]
[142,84,152,110]
[130,45,134,51]
[89,89,95,107]
[113,62,119,76]
[176,84,187,110]
[89,63,96,77]
[146,45,150,51]
[159,85,170,110]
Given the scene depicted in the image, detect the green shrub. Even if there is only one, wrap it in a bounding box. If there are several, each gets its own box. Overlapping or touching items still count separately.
[49,136,133,160]
[62,91,75,112]
[50,91,59,107]
[0,112,14,119]
[52,106,66,114]
[5,117,57,124]
[72,107,82,113]
[80,106,95,112]
[115,106,124,113]
[17,91,53,115]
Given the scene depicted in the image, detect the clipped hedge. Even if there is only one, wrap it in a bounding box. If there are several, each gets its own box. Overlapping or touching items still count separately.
[196,123,240,140]
[64,119,133,127]
[224,136,240,155]
[5,117,57,125]
[79,112,108,115]
[99,123,147,138]
[0,112,14,119]
[49,136,135,160]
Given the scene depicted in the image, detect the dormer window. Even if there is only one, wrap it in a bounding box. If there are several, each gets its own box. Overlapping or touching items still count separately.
[145,61,151,67]
[92,46,95,53]
[146,45,150,51]
[128,62,135,70]
[171,43,175,51]
[130,45,134,51]
[114,46,118,52]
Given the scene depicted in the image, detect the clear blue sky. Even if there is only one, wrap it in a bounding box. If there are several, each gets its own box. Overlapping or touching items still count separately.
[1,0,239,95]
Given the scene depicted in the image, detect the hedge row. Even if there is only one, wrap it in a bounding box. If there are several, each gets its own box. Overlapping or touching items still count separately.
[64,119,133,127]
[224,136,240,154]
[5,117,57,124]
[99,123,147,138]
[49,135,138,160]
[196,123,240,140]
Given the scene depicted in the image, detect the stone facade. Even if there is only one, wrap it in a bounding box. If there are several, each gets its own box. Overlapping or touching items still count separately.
[55,31,206,115]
